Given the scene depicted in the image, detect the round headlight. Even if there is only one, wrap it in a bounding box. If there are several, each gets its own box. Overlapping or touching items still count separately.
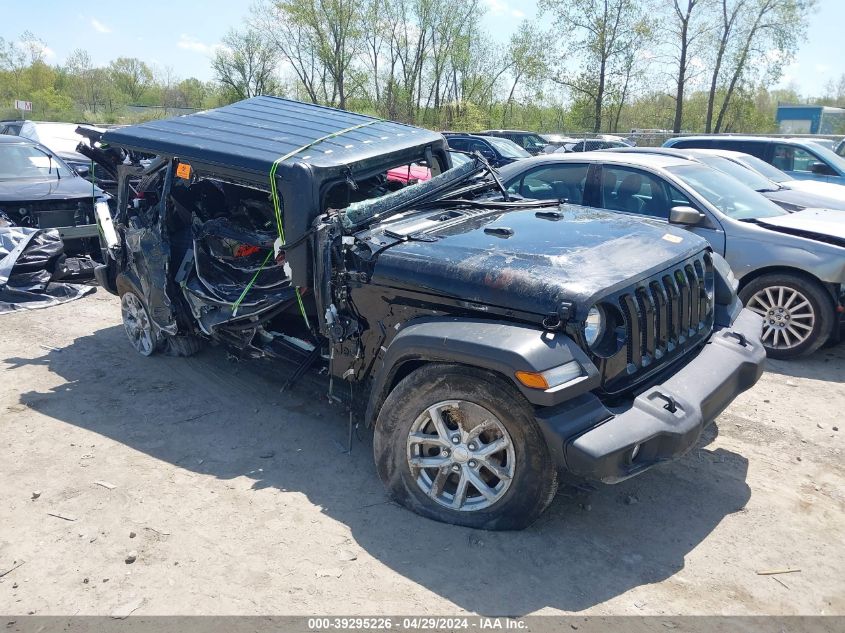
[584,306,604,348]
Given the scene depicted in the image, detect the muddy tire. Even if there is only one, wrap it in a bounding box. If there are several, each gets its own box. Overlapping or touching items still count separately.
[162,334,204,357]
[739,273,833,360]
[373,364,558,530]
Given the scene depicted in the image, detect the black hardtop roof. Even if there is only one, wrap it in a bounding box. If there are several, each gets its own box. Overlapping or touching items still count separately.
[101,96,446,180]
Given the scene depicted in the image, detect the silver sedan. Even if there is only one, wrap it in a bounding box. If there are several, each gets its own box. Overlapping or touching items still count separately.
[498,152,845,359]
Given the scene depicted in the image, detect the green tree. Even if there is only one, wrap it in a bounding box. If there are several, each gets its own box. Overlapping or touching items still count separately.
[174,78,209,108]
[254,0,365,110]
[211,28,279,100]
[712,0,816,132]
[704,0,745,132]
[500,21,549,127]
[666,0,712,133]
[109,57,154,103]
[541,0,649,133]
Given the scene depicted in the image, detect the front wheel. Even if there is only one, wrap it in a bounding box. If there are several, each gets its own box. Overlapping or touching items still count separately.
[373,364,558,530]
[739,273,833,359]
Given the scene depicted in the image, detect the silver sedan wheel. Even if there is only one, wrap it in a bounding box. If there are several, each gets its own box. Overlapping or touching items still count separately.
[746,285,815,350]
[406,400,515,512]
[121,292,156,356]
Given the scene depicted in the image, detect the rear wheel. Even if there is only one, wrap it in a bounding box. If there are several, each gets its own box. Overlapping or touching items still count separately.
[119,289,204,357]
[739,273,833,359]
[120,290,158,356]
[373,364,558,530]
[162,334,204,357]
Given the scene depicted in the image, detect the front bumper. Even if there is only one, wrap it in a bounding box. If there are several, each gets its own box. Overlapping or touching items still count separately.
[537,308,765,483]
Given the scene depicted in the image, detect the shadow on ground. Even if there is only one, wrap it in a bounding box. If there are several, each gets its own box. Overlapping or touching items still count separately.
[763,340,845,383]
[6,325,752,615]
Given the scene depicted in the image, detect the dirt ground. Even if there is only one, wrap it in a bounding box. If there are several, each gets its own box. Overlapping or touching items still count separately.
[0,290,843,617]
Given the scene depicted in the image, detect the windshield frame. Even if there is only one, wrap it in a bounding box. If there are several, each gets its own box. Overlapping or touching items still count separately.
[0,141,74,181]
[340,158,486,229]
[666,163,788,221]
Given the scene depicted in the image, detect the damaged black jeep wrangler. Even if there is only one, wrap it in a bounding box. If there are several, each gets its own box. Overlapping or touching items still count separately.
[94,97,765,530]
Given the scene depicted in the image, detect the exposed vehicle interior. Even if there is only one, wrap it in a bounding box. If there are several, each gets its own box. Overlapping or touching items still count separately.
[120,152,452,364]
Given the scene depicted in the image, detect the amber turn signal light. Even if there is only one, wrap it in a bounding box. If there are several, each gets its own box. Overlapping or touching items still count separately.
[515,371,550,390]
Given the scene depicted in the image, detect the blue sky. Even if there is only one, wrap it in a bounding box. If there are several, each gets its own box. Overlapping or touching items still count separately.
[2,0,842,97]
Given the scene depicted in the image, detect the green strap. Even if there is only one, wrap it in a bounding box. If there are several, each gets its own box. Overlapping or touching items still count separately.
[231,250,274,317]
[239,119,381,330]
[267,119,380,243]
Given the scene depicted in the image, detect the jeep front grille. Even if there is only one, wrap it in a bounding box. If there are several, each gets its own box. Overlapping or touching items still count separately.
[594,252,714,395]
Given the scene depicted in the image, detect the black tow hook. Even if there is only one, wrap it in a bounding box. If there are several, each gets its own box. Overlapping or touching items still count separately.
[654,393,678,413]
[725,331,748,347]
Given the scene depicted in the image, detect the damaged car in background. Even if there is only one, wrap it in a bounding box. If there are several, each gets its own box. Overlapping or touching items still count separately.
[0,135,111,277]
[0,223,95,313]
[95,96,765,530]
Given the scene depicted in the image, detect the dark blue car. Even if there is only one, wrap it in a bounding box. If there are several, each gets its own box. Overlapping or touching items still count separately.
[443,134,530,167]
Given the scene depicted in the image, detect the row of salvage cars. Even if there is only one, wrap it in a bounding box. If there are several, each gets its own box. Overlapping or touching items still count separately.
[4,98,844,529]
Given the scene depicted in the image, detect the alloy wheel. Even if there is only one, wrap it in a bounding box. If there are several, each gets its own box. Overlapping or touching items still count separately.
[121,292,156,356]
[406,400,515,512]
[746,285,815,351]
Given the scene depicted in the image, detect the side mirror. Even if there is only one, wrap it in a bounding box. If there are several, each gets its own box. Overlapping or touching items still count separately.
[669,206,705,226]
[75,165,90,178]
[810,161,836,176]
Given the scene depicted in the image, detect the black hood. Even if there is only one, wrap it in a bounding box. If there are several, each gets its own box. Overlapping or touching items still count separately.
[0,175,101,203]
[370,205,708,316]
[56,149,89,166]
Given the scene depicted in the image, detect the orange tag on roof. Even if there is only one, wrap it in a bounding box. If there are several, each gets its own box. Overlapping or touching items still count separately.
[176,163,192,179]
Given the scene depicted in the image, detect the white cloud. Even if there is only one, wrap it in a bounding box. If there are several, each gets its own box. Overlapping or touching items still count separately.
[91,18,111,33]
[483,0,524,18]
[177,34,223,56]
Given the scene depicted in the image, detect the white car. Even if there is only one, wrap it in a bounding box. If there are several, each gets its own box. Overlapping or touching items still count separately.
[715,149,845,203]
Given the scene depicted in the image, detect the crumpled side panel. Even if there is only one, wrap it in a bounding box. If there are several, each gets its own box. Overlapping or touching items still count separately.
[125,217,178,335]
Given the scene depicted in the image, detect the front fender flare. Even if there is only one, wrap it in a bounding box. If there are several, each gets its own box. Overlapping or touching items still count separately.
[365,317,601,426]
